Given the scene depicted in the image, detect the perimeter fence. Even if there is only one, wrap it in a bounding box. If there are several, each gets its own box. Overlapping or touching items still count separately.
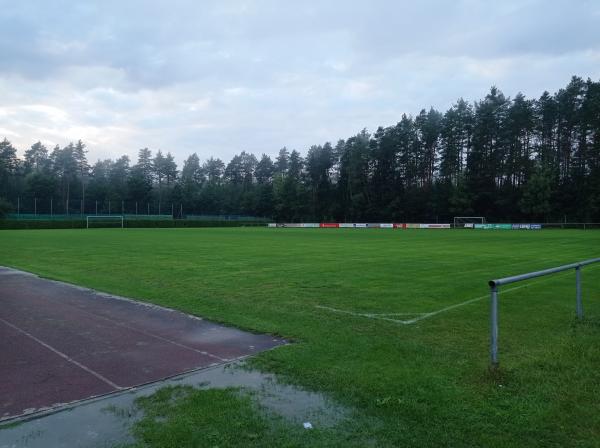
[0,197,269,229]
[2,197,268,222]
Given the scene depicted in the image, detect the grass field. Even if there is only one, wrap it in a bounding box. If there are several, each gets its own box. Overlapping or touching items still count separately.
[1,228,599,447]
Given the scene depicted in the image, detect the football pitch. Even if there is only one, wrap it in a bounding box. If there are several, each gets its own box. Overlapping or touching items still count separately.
[1,228,599,447]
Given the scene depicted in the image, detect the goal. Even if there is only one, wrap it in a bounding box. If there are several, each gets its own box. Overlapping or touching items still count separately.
[86,215,124,229]
[453,216,486,229]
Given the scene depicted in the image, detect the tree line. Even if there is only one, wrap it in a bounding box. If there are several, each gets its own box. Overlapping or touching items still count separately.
[1,76,599,222]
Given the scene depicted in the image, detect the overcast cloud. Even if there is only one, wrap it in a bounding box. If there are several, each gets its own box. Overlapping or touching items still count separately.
[1,0,599,163]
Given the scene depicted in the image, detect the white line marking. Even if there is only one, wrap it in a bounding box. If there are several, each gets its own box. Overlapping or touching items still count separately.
[317,268,584,325]
[0,317,122,390]
[402,283,533,324]
[73,306,228,362]
[315,306,416,324]
[0,266,207,322]
[1,266,229,362]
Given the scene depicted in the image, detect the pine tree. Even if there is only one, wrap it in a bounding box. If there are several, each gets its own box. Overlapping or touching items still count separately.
[181,153,204,185]
[203,158,225,185]
[24,142,49,173]
[136,148,154,183]
[255,154,274,185]
[274,147,289,178]
[0,139,18,199]
[164,152,178,185]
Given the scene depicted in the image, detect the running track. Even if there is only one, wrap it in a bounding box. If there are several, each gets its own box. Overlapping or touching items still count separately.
[0,267,284,421]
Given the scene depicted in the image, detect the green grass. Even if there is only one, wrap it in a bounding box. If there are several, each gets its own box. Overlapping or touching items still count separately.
[1,228,599,447]
[125,386,357,448]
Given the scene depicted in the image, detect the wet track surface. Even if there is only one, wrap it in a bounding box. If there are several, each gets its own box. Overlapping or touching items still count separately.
[0,267,284,421]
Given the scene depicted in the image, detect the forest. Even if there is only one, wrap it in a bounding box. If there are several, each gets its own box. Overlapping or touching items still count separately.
[0,76,599,223]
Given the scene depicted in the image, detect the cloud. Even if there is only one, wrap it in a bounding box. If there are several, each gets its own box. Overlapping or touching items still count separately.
[0,0,598,164]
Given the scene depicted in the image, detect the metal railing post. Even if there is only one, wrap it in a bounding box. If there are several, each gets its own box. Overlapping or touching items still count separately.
[490,285,499,368]
[488,257,599,367]
[576,266,583,319]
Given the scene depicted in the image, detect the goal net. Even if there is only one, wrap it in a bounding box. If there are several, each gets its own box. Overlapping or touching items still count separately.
[86,215,124,229]
[453,216,486,228]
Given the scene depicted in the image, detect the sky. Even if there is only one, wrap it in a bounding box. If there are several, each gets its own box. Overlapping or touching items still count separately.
[1,0,599,165]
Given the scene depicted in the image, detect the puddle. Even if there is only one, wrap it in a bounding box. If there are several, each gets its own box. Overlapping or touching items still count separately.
[0,362,347,448]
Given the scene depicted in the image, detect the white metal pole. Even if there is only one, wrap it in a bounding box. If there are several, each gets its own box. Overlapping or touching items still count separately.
[576,267,583,319]
[490,285,499,368]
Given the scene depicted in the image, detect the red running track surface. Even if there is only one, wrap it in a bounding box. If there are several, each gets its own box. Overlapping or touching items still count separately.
[0,267,285,420]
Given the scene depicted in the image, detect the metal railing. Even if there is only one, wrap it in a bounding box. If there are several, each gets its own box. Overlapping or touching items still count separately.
[488,257,600,368]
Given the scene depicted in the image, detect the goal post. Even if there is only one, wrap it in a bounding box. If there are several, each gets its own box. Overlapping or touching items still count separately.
[453,216,486,228]
[86,215,124,229]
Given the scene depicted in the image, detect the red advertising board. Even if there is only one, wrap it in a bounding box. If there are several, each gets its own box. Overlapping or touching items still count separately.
[320,223,339,228]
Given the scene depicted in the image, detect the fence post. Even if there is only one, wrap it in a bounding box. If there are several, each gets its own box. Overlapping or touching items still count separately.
[490,285,499,368]
[576,266,583,319]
